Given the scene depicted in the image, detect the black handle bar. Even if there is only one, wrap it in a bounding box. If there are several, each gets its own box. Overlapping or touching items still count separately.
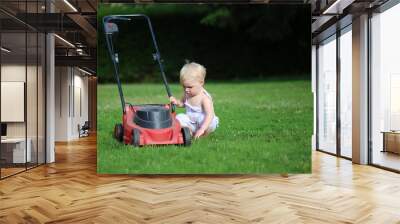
[103,14,175,113]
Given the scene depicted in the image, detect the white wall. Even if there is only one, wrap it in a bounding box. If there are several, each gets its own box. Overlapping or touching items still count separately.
[1,82,25,122]
[73,71,89,137]
[55,67,69,141]
[1,65,26,81]
[1,65,27,138]
[55,67,89,141]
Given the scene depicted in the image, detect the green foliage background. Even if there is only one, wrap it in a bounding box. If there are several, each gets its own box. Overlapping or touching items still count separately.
[98,4,311,83]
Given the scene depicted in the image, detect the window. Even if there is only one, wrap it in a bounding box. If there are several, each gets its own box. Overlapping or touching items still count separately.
[339,27,352,158]
[317,35,337,154]
[370,3,400,171]
[0,1,46,179]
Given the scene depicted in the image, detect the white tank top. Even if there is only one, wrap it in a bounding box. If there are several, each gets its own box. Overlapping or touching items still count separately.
[184,90,216,124]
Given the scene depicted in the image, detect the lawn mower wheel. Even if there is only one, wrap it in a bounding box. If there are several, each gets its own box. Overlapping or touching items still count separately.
[131,128,141,147]
[114,123,123,142]
[181,127,191,147]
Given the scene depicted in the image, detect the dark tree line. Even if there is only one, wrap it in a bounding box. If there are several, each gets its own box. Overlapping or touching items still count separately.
[98,4,311,83]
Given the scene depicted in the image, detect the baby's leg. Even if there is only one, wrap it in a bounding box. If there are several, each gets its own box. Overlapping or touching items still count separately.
[176,114,196,135]
[204,116,219,135]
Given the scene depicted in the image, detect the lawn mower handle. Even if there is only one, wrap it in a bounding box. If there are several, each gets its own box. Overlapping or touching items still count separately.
[103,14,175,113]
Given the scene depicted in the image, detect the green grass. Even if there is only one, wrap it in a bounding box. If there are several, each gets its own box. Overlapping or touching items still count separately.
[97,79,312,174]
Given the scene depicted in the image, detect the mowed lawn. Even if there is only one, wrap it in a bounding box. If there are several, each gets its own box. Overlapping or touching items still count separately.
[97,79,312,174]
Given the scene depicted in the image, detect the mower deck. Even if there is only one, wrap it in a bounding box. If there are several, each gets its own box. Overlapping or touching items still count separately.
[114,104,191,146]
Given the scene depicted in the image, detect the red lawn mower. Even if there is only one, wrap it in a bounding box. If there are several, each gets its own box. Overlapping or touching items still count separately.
[103,14,191,147]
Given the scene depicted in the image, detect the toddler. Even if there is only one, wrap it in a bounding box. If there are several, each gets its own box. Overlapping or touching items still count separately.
[170,62,219,139]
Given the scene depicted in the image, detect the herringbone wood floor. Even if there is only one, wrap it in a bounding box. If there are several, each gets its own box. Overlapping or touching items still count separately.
[1,135,400,223]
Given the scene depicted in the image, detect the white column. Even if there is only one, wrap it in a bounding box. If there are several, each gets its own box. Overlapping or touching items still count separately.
[352,14,369,164]
[45,0,55,163]
[46,33,55,163]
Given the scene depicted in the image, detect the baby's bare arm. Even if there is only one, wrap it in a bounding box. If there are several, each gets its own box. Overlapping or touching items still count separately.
[169,96,184,107]
[199,96,215,132]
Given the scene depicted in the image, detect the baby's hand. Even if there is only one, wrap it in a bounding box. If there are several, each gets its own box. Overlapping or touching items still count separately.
[194,128,206,139]
[169,96,178,105]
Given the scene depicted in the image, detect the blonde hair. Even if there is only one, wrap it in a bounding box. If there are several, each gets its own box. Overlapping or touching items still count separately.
[180,62,206,84]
